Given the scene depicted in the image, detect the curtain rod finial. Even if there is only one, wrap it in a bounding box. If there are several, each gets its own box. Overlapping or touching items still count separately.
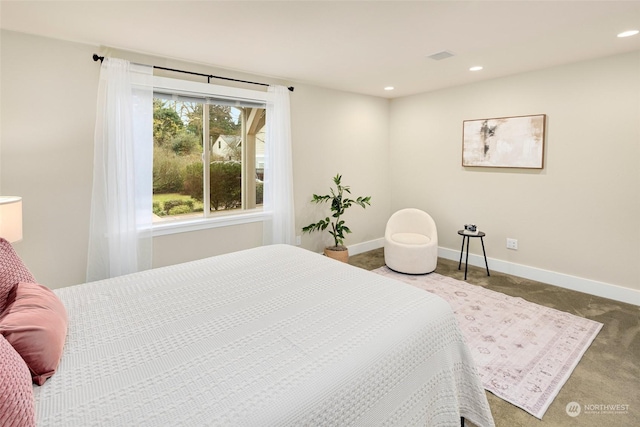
[92,54,104,62]
[288,86,294,92]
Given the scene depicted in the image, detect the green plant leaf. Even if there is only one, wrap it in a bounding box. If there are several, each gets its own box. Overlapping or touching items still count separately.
[301,174,372,247]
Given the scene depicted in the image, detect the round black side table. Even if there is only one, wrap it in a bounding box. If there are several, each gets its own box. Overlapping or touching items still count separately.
[457,230,490,280]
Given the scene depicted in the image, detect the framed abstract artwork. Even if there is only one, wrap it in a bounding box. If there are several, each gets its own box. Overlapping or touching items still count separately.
[462,114,546,168]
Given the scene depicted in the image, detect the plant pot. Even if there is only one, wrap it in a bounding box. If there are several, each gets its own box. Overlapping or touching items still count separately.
[324,246,349,263]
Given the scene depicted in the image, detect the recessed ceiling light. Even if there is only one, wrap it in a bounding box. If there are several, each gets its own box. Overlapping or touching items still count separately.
[469,66,483,71]
[617,30,639,38]
[384,86,395,91]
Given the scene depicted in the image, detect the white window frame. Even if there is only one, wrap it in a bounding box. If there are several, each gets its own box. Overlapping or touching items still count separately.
[151,77,269,237]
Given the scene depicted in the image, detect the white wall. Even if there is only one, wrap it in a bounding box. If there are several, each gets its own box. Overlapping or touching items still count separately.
[389,51,640,293]
[291,84,390,252]
[3,28,636,299]
[0,30,391,288]
[1,31,97,288]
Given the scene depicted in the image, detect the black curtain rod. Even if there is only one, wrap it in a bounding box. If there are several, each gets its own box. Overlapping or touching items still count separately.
[92,54,294,92]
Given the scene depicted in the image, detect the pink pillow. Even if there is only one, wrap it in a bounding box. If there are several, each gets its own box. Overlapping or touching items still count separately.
[0,335,35,427]
[0,238,36,311]
[0,282,68,385]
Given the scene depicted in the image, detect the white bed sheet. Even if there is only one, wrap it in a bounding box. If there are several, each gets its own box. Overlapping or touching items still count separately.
[35,244,494,426]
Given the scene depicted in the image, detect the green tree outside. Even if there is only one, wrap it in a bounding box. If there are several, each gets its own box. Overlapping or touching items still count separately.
[153,99,248,217]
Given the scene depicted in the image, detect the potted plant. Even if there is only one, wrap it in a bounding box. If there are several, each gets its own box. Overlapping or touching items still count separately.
[302,174,371,263]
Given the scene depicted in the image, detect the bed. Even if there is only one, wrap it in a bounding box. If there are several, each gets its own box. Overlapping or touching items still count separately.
[33,244,494,426]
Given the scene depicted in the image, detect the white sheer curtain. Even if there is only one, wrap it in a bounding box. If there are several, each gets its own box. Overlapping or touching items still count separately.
[87,58,154,282]
[263,85,295,245]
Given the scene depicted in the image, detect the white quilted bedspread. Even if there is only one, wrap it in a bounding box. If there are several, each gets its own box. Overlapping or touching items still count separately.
[35,245,494,426]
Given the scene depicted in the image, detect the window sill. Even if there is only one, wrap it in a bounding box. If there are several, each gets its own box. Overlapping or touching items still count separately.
[152,209,269,237]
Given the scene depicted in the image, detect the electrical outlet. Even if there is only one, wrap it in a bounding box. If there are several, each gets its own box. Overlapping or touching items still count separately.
[295,235,302,246]
[506,238,518,250]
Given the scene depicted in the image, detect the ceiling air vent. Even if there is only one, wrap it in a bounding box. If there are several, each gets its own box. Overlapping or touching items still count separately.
[427,50,455,61]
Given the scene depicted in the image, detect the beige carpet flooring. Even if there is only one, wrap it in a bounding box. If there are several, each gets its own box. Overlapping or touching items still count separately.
[348,248,639,427]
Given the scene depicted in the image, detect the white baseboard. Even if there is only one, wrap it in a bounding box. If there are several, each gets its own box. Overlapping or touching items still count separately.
[349,239,639,306]
[348,238,385,256]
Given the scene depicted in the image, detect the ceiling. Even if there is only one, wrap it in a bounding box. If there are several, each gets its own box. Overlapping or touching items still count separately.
[1,1,639,98]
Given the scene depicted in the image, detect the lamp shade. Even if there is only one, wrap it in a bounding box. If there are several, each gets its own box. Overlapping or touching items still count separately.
[0,196,23,242]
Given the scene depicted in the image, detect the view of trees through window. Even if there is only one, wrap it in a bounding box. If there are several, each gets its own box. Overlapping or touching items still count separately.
[152,96,265,222]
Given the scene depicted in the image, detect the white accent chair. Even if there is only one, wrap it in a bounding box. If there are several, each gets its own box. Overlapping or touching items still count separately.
[384,208,438,274]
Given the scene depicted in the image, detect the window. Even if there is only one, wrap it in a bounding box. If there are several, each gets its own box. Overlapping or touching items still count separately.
[150,77,268,234]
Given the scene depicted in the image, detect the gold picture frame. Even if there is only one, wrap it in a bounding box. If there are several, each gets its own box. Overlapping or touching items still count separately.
[462,114,546,169]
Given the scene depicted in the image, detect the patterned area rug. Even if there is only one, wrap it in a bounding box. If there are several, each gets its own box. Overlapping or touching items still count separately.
[373,267,603,419]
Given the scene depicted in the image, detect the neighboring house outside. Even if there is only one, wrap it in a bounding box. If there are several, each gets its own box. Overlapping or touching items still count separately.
[212,131,265,179]
[211,135,241,161]
[255,129,265,180]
